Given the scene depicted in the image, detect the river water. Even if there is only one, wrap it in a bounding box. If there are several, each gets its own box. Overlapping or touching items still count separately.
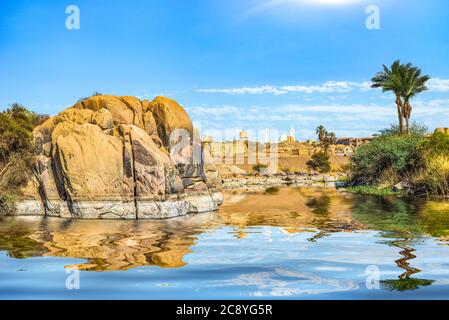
[1,186,449,299]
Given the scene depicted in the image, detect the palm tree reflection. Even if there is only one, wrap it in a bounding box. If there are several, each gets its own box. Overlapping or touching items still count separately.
[380,235,434,291]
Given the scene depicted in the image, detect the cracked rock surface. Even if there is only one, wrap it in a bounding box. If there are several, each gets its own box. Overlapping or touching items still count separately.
[10,95,222,219]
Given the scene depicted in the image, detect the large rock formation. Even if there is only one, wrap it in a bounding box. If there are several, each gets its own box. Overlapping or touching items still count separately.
[12,95,222,219]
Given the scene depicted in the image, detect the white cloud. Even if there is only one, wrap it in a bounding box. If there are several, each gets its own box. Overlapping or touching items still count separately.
[197,81,371,95]
[197,85,287,95]
[186,98,449,140]
[197,78,449,96]
[428,78,449,92]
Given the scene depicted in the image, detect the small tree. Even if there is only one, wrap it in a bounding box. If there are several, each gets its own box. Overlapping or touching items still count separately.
[316,125,326,143]
[371,60,430,136]
[307,151,331,173]
[371,60,406,134]
[315,125,336,152]
[0,104,48,195]
[322,131,336,151]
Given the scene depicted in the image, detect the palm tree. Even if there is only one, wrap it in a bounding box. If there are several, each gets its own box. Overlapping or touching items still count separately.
[326,132,336,145]
[371,60,409,134]
[323,131,336,152]
[400,66,430,136]
[316,125,326,143]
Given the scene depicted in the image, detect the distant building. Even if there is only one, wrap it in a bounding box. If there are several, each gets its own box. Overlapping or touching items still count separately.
[279,127,296,143]
[202,135,213,143]
[279,133,288,142]
[336,137,373,147]
[264,128,270,144]
[239,130,249,141]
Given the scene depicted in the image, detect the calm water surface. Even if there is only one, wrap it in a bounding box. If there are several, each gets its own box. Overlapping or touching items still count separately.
[1,186,449,299]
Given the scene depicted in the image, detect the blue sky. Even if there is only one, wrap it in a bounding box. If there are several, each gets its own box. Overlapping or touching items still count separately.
[1,0,449,140]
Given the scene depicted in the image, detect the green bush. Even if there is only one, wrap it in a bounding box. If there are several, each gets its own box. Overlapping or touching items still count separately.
[413,132,449,195]
[349,125,449,196]
[347,186,404,196]
[307,151,331,173]
[0,103,47,195]
[350,131,426,185]
[422,131,449,156]
[0,194,17,216]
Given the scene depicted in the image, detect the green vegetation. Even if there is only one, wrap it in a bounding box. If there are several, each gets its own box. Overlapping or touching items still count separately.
[371,60,430,136]
[349,61,449,196]
[307,125,335,173]
[0,103,47,200]
[315,125,336,151]
[307,151,331,173]
[0,232,48,259]
[381,278,434,292]
[315,125,326,143]
[349,126,426,186]
[347,186,404,196]
[412,131,449,195]
[349,125,449,196]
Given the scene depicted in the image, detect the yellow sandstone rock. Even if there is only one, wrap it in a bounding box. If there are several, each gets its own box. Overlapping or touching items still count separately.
[16,95,223,219]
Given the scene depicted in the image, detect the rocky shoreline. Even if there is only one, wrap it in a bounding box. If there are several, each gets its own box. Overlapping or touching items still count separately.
[0,95,224,219]
[222,173,346,191]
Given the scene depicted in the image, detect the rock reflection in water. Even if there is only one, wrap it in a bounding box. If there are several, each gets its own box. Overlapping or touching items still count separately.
[0,212,221,271]
[0,187,359,271]
[0,186,449,282]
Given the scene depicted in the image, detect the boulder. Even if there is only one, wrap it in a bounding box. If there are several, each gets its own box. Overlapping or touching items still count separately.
[59,108,94,125]
[392,181,410,192]
[92,108,114,130]
[148,96,193,150]
[120,96,144,128]
[143,111,157,135]
[81,95,135,126]
[12,95,223,219]
[123,125,184,199]
[52,122,136,219]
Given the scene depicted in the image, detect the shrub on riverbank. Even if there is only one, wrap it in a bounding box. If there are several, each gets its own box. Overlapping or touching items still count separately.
[307,151,331,173]
[0,104,47,197]
[349,125,449,196]
[347,186,405,196]
[411,132,449,196]
[350,128,426,186]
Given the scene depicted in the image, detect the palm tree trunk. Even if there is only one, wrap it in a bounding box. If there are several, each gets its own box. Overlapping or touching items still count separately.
[404,99,412,136]
[407,100,412,136]
[405,116,411,136]
[396,95,404,133]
